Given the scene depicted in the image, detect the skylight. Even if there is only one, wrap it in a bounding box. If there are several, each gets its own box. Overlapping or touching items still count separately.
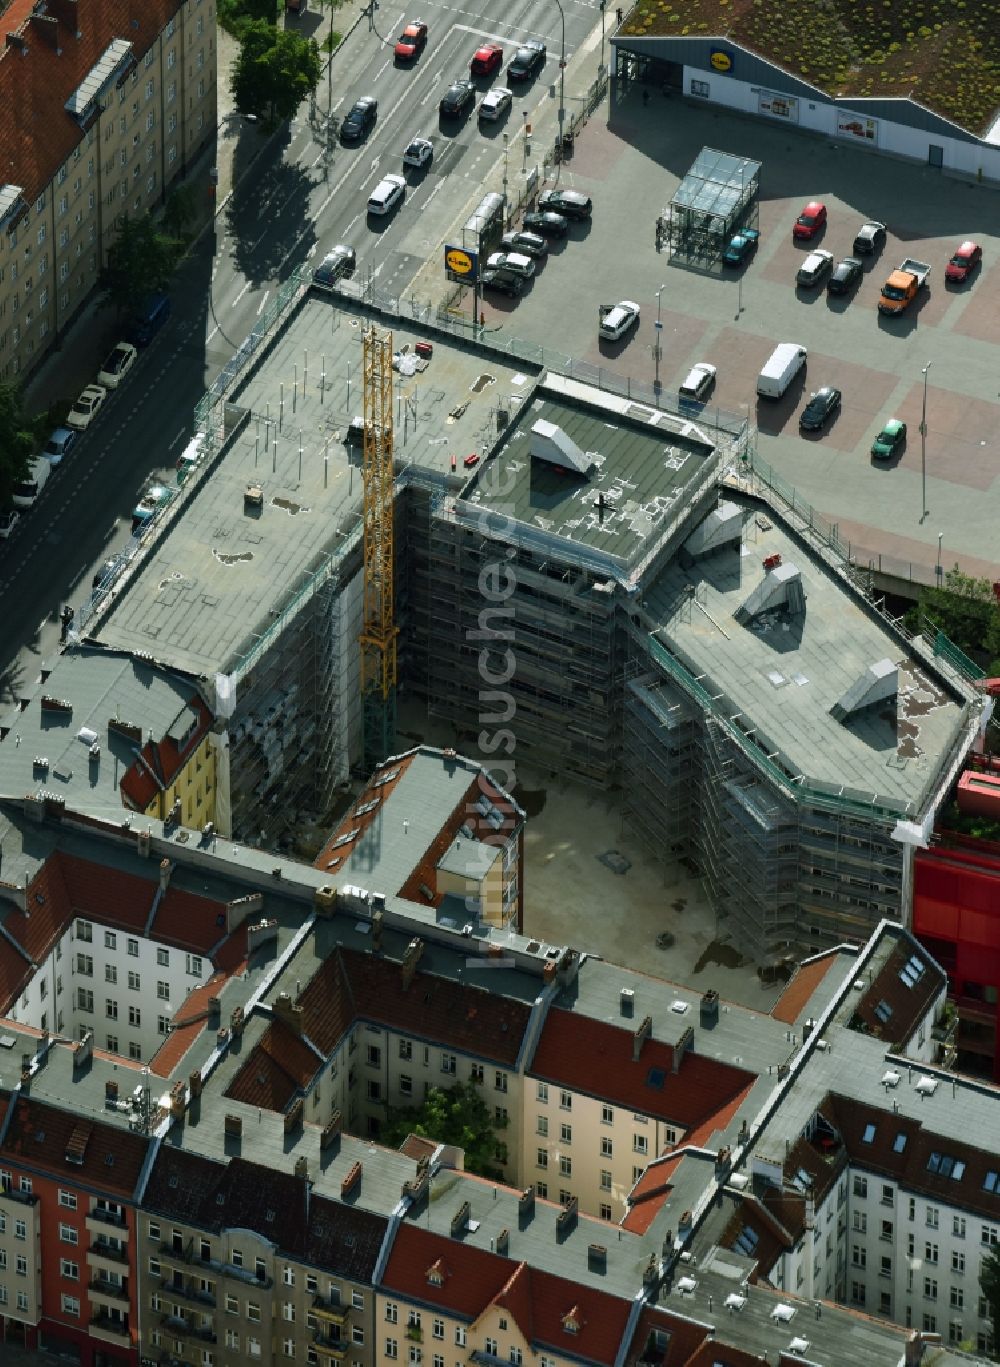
[984,1171,999,1194]
[892,1133,907,1153]
[861,1123,876,1144]
[873,1000,893,1024]
[733,1225,759,1256]
[899,954,926,989]
[927,1152,965,1181]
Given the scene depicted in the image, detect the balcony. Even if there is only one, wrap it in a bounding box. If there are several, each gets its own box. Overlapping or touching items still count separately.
[162,1311,192,1334]
[313,1295,349,1324]
[90,1311,130,1346]
[160,1237,194,1264]
[89,1275,129,1304]
[89,1239,129,1268]
[161,1275,216,1308]
[313,1329,348,1360]
[407,1325,424,1342]
[86,1207,128,1235]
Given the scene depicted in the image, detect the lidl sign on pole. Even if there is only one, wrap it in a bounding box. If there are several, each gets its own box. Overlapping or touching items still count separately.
[445,245,478,283]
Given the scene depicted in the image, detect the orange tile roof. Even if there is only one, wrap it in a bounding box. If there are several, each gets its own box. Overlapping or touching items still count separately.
[383,1225,632,1366]
[530,1008,755,1128]
[770,954,838,1025]
[225,1021,321,1111]
[0,0,182,207]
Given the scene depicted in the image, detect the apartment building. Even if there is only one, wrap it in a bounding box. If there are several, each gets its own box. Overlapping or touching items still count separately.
[0,1088,151,1364]
[140,1146,388,1367]
[0,0,216,380]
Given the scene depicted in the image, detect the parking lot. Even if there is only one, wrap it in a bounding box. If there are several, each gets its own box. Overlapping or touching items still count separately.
[482,85,1000,582]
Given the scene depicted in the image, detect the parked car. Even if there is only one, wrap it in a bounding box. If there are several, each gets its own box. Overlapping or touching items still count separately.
[796,248,834,288]
[439,80,475,118]
[878,258,931,315]
[501,230,547,259]
[480,269,525,297]
[679,363,717,404]
[11,457,51,508]
[97,340,138,389]
[508,39,546,80]
[479,88,512,122]
[313,244,356,289]
[852,220,886,255]
[341,96,377,142]
[124,292,170,346]
[522,210,568,238]
[42,427,77,466]
[793,200,827,240]
[367,173,406,217]
[470,43,503,76]
[402,137,433,170]
[132,485,171,531]
[486,251,534,280]
[0,508,20,540]
[722,228,759,267]
[827,256,863,296]
[945,240,982,283]
[871,418,907,459]
[394,20,427,61]
[92,554,126,590]
[799,386,842,431]
[66,383,108,430]
[539,189,591,220]
[598,300,640,342]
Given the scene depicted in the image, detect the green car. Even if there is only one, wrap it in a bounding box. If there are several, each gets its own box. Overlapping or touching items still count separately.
[871,418,906,459]
[722,227,759,267]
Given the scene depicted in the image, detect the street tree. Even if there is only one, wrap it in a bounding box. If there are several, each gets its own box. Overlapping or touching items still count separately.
[380,1082,506,1179]
[231,21,321,129]
[906,566,1000,676]
[218,0,280,36]
[104,213,183,314]
[0,381,35,508]
[980,1243,1000,1357]
[162,183,200,245]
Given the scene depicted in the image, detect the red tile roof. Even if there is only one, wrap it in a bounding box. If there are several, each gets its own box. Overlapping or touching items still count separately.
[0,0,181,207]
[314,753,418,873]
[58,851,156,935]
[4,852,75,964]
[151,886,228,955]
[684,1343,767,1367]
[770,954,838,1025]
[225,1021,321,1111]
[383,1225,632,1366]
[849,938,943,1045]
[397,771,520,911]
[148,971,233,1078]
[0,939,34,1018]
[530,1008,755,1128]
[625,1306,710,1367]
[119,696,212,813]
[1,1088,150,1198]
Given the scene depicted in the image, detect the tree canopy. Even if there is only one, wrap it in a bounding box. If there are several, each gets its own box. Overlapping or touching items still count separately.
[231,21,321,128]
[380,1082,507,1179]
[103,213,184,314]
[0,381,37,508]
[218,0,280,33]
[906,566,1000,678]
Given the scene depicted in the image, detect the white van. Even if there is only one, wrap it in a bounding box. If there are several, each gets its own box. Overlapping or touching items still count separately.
[757,342,807,400]
[11,456,51,508]
[367,174,405,217]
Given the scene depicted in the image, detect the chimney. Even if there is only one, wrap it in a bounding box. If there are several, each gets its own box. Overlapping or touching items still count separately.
[587,1244,606,1273]
[620,988,635,1018]
[321,1112,342,1150]
[224,1114,242,1138]
[699,988,720,1026]
[632,1014,653,1062]
[272,991,304,1037]
[450,1200,471,1237]
[518,1186,535,1223]
[230,1006,245,1038]
[284,1097,304,1134]
[401,938,424,991]
[73,1031,94,1071]
[189,1070,204,1099]
[294,1156,309,1180]
[642,1253,659,1289]
[556,1196,579,1238]
[137,829,152,859]
[159,858,173,892]
[802,1017,814,1043]
[672,1024,694,1073]
[496,1228,510,1257]
[341,1162,362,1199]
[372,909,384,952]
[169,1081,186,1118]
[314,885,336,918]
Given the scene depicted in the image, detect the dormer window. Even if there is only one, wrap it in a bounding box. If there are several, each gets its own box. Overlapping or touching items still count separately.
[561,1307,582,1334]
[426,1260,447,1287]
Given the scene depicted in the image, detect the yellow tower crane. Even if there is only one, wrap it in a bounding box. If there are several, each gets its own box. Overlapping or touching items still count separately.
[359,324,398,771]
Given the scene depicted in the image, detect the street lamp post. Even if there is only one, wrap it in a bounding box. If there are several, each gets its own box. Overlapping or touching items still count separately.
[599,0,607,75]
[653,284,665,391]
[522,110,529,172]
[920,362,931,522]
[553,0,566,178]
[937,531,943,578]
[502,133,509,215]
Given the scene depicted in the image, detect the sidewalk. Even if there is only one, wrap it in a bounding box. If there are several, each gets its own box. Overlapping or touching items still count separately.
[23,0,371,419]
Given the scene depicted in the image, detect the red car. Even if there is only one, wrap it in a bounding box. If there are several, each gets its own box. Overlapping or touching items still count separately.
[463,453,480,468]
[945,239,982,283]
[394,20,428,61]
[470,43,503,76]
[793,201,827,240]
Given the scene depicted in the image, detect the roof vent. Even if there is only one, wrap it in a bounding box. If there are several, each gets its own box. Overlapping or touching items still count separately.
[915,1075,939,1096]
[882,1070,901,1089]
[733,562,805,624]
[529,419,595,476]
[830,658,898,722]
[771,1304,796,1323]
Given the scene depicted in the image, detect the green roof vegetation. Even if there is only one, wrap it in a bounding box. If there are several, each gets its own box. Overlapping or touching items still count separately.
[623,0,1000,135]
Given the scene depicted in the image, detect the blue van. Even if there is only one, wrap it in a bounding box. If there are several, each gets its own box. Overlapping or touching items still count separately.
[126,292,170,346]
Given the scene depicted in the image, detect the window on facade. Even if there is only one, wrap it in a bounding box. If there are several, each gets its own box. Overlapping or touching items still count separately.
[536,1082,548,1103]
[127,938,139,958]
[129,1007,141,1026]
[157,948,169,967]
[76,920,92,942]
[559,1091,572,1111]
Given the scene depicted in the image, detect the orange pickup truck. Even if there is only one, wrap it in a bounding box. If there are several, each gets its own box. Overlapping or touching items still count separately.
[878,257,931,315]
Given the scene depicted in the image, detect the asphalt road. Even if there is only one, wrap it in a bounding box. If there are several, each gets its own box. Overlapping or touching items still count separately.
[0,0,603,701]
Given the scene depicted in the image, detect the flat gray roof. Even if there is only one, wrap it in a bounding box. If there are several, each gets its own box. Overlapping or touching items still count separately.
[461,385,718,573]
[0,647,200,812]
[96,299,538,679]
[643,505,968,809]
[437,833,499,881]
